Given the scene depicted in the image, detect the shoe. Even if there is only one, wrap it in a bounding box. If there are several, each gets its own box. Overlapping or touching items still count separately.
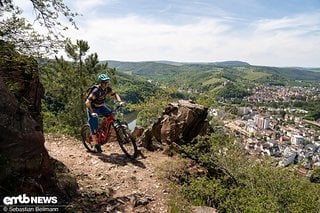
[94,144,102,153]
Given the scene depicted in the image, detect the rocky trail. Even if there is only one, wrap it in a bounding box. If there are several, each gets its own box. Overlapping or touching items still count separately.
[45,133,175,212]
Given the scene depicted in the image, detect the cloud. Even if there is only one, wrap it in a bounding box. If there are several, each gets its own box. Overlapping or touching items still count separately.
[67,0,115,13]
[62,12,320,67]
[64,16,231,60]
[246,13,320,66]
[254,13,320,34]
[9,0,320,67]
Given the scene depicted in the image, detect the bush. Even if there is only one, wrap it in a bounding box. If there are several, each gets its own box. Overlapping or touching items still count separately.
[176,133,320,212]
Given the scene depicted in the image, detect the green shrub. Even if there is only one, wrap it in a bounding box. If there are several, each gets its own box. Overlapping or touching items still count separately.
[177,133,320,212]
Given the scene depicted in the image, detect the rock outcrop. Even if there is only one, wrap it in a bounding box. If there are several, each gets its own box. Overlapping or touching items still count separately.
[0,41,77,201]
[136,100,208,150]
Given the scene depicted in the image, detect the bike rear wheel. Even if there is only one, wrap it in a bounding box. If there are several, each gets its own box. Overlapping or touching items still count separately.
[114,123,138,159]
[80,124,95,152]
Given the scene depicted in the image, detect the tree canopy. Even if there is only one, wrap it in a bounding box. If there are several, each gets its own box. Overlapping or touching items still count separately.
[0,0,78,56]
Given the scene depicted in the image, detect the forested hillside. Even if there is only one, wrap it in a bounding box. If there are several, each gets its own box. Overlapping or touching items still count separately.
[107,60,320,89]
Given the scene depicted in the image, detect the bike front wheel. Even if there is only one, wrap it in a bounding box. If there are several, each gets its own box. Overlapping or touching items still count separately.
[80,124,95,152]
[114,123,138,159]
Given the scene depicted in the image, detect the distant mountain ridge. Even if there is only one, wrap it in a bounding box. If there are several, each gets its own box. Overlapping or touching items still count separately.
[103,60,320,86]
[107,60,250,67]
[211,61,251,67]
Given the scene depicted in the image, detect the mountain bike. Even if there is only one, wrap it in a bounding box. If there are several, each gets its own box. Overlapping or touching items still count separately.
[80,106,138,159]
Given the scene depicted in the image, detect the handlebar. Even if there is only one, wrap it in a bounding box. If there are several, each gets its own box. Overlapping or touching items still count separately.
[113,105,122,112]
[97,105,123,118]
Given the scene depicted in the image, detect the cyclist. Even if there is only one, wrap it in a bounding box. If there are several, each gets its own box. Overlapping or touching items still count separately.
[85,73,125,153]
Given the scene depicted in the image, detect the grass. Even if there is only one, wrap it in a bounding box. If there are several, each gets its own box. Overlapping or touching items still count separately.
[243,70,272,80]
[203,77,224,86]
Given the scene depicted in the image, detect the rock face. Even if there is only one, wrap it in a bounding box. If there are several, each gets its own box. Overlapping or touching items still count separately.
[138,100,208,150]
[0,41,76,199]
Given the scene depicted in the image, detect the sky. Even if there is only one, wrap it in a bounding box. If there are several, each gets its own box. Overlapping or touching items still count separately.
[14,0,320,67]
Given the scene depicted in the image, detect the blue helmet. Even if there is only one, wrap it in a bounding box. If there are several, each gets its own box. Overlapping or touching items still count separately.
[98,74,110,83]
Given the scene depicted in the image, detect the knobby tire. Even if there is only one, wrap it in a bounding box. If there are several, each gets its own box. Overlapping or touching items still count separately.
[80,124,95,152]
[114,123,138,159]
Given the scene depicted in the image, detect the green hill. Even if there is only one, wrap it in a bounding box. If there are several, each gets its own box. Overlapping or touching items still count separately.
[106,60,185,78]
[113,71,160,103]
[105,60,320,89]
[255,66,320,81]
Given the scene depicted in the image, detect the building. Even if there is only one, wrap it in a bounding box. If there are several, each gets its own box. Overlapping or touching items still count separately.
[279,147,297,167]
[246,121,257,135]
[254,115,270,129]
[291,135,304,145]
[238,107,250,115]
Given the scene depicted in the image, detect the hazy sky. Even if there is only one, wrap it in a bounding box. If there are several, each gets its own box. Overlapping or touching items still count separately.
[15,0,320,67]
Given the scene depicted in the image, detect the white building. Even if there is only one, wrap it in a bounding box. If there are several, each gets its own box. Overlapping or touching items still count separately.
[279,147,297,167]
[209,108,222,117]
[245,120,257,135]
[291,135,304,145]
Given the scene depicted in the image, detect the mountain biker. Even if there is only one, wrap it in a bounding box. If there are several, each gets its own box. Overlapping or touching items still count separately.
[85,73,125,153]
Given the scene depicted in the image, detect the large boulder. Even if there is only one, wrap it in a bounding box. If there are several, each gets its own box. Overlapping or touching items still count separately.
[139,100,208,150]
[0,41,77,200]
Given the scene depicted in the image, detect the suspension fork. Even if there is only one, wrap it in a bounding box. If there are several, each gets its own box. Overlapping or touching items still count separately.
[105,122,113,142]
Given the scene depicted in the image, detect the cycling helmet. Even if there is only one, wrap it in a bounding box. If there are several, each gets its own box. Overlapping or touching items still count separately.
[98,74,110,83]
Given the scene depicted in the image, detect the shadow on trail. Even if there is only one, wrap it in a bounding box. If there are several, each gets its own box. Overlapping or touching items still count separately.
[93,150,146,168]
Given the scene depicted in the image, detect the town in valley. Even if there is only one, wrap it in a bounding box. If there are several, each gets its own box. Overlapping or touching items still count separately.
[209,83,320,175]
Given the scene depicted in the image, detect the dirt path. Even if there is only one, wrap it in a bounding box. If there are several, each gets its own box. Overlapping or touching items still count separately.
[45,133,174,212]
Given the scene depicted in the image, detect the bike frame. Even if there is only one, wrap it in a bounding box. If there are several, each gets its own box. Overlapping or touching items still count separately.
[97,113,116,145]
